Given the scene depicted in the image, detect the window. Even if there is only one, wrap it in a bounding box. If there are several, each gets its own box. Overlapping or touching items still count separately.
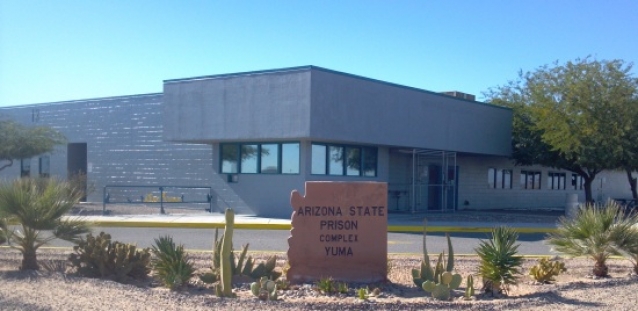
[548,172,566,190]
[39,156,50,178]
[260,144,279,174]
[311,144,327,174]
[502,169,512,189]
[21,159,31,177]
[311,143,377,177]
[220,142,299,174]
[240,144,258,173]
[345,147,360,176]
[488,168,512,189]
[328,146,344,175]
[520,170,541,189]
[362,147,377,177]
[281,143,299,174]
[488,168,496,188]
[571,174,585,190]
[221,144,239,173]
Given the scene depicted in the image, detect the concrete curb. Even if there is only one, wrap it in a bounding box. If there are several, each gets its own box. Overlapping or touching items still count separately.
[86,220,556,233]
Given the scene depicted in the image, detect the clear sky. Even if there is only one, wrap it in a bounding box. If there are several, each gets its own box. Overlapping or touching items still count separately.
[1,0,636,107]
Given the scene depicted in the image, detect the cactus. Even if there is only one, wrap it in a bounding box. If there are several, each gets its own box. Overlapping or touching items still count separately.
[529,258,566,283]
[218,208,235,297]
[422,271,462,300]
[200,227,281,284]
[68,232,151,282]
[412,219,457,288]
[464,275,475,300]
[250,276,278,300]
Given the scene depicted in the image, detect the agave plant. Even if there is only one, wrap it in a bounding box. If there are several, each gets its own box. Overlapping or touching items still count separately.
[546,201,638,277]
[151,235,195,290]
[0,178,90,270]
[475,226,522,295]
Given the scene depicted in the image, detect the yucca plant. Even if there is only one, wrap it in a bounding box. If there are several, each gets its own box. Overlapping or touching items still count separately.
[475,226,522,295]
[546,201,638,277]
[151,235,195,290]
[0,178,90,270]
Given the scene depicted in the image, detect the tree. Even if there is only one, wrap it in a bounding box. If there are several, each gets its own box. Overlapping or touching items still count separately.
[0,178,90,270]
[0,119,66,172]
[485,58,638,202]
[615,97,638,200]
[546,201,638,277]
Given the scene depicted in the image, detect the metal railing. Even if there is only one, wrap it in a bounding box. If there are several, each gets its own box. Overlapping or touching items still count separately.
[102,185,215,215]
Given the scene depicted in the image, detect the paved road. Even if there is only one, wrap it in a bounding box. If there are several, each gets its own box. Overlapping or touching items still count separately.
[44,227,554,255]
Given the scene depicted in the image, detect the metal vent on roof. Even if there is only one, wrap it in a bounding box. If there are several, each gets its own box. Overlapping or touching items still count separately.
[442,91,475,101]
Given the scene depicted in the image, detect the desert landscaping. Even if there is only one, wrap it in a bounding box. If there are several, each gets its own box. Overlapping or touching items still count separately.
[1,250,638,311]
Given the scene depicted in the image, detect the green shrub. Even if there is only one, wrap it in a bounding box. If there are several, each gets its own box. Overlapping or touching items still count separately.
[151,235,195,290]
[475,226,523,295]
[0,178,89,270]
[529,258,566,283]
[69,232,151,282]
[546,201,638,277]
[314,277,349,295]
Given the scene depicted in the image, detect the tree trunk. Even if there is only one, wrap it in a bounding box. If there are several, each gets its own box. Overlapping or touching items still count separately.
[593,260,608,277]
[626,168,638,200]
[584,176,595,204]
[21,246,39,270]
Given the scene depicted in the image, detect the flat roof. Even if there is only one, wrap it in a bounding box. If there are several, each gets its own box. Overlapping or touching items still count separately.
[163,65,510,111]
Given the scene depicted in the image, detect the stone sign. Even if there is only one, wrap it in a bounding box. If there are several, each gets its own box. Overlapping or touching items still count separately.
[286,181,388,283]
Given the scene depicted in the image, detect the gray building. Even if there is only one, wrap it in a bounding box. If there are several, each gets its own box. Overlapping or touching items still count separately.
[0,66,631,217]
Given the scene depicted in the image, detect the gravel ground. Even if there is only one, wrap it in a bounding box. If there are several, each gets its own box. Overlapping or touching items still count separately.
[1,249,638,311]
[1,204,629,310]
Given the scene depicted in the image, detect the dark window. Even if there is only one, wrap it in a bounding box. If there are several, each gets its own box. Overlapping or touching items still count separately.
[21,159,31,177]
[571,174,584,190]
[39,156,50,178]
[488,168,496,188]
[548,172,566,190]
[362,147,377,177]
[488,168,512,189]
[520,170,541,189]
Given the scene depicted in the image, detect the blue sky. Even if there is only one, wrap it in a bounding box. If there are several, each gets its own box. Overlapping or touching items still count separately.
[1,1,636,107]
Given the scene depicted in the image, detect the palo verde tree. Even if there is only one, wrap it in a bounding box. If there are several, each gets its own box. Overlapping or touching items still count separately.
[0,119,66,172]
[485,58,638,202]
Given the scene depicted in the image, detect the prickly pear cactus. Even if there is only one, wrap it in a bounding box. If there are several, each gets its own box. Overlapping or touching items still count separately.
[413,220,458,292]
[422,270,462,300]
[250,276,278,300]
[431,283,451,300]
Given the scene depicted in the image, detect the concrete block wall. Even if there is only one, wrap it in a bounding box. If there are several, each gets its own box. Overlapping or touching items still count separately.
[0,94,215,203]
[456,155,636,210]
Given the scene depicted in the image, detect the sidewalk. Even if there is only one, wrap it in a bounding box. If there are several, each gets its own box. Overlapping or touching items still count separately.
[66,211,559,233]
